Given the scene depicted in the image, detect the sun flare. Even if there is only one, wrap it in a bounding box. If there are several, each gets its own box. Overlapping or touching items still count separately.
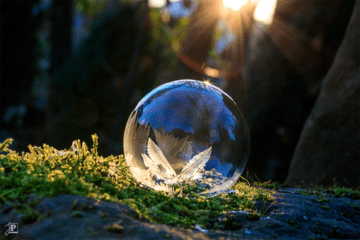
[223,0,248,11]
[204,67,220,78]
[148,0,167,8]
[254,0,278,24]
[222,0,278,24]
[203,80,211,86]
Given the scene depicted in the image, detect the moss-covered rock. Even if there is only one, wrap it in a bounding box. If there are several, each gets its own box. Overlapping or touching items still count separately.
[0,136,359,239]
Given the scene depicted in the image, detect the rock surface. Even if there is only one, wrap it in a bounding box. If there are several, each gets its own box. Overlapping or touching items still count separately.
[1,191,359,240]
[286,1,360,187]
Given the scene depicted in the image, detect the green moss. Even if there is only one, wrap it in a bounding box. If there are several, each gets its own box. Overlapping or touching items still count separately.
[246,211,260,221]
[347,201,359,210]
[299,186,359,200]
[86,227,97,237]
[72,199,95,211]
[0,135,275,229]
[98,210,109,218]
[319,198,329,203]
[220,212,243,230]
[299,189,317,196]
[312,226,321,234]
[105,223,124,233]
[71,211,84,218]
[232,233,241,238]
[340,212,356,222]
[321,205,329,211]
[286,219,301,229]
[162,233,172,239]
[28,199,40,206]
[17,206,41,224]
[312,197,330,204]
[254,181,281,190]
[328,226,349,239]
[332,187,360,200]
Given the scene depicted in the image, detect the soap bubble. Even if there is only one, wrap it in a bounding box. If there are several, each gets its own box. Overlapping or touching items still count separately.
[124,80,249,196]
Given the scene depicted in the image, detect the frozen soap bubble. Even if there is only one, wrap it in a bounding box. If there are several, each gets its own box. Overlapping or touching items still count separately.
[124,80,249,196]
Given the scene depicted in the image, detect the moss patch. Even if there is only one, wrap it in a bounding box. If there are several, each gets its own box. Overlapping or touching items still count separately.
[71,211,84,218]
[286,219,301,229]
[246,211,261,221]
[254,180,289,190]
[105,222,124,233]
[299,186,360,200]
[0,135,274,229]
[321,205,329,211]
[328,226,349,239]
[18,206,42,224]
[86,227,97,237]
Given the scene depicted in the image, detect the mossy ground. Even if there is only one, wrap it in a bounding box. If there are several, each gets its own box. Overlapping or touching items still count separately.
[0,135,274,229]
[1,135,359,231]
[254,178,360,200]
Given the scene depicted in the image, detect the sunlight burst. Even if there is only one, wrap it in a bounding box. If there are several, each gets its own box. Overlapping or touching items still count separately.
[203,80,210,86]
[254,0,277,24]
[148,0,167,8]
[204,67,220,78]
[223,0,248,11]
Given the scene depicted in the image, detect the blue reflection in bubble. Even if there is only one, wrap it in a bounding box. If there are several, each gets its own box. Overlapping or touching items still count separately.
[124,79,249,196]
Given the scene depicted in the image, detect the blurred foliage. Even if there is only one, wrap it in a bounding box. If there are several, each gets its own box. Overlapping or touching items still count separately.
[148,8,186,72]
[76,0,108,18]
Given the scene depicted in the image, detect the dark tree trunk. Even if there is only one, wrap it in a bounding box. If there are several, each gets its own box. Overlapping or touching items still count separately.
[244,0,355,182]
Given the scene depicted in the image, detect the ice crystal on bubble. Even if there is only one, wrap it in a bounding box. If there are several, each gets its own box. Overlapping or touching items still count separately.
[124,80,249,196]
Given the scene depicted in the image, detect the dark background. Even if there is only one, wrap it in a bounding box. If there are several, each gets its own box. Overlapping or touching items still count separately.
[0,0,355,184]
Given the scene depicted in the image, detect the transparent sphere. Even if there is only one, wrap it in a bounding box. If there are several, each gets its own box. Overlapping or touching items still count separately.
[124,80,249,196]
